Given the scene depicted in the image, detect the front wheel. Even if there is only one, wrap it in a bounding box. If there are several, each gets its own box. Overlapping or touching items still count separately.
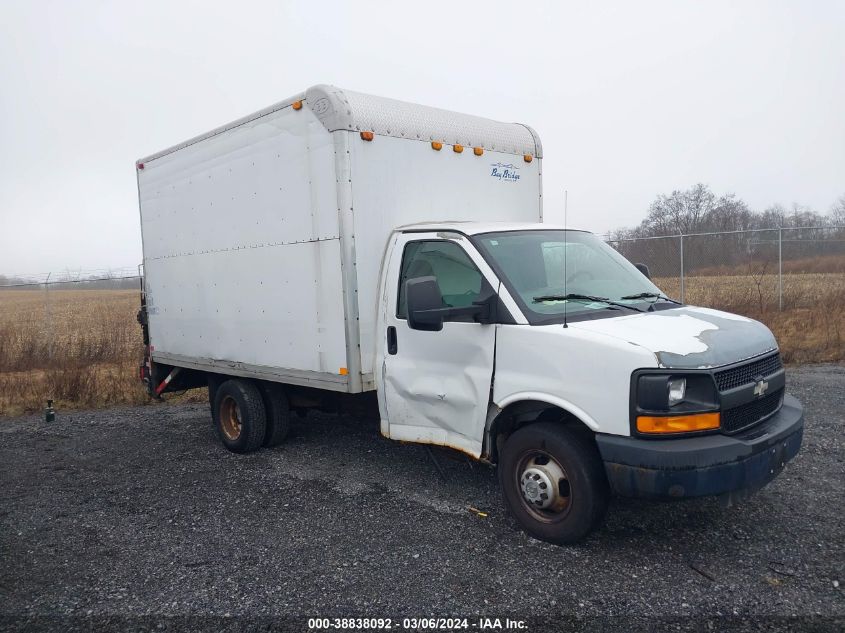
[499,422,609,544]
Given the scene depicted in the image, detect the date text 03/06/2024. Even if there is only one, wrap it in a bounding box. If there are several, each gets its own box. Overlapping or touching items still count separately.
[306,617,528,630]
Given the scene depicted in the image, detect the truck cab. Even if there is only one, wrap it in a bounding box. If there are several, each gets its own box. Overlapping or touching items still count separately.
[375,223,803,543]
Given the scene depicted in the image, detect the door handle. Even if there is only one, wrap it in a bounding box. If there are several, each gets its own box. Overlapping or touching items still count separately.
[387,326,398,355]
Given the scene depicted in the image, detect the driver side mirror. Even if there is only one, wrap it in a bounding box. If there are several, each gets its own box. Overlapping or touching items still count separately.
[406,276,492,332]
[634,263,651,280]
[406,276,446,331]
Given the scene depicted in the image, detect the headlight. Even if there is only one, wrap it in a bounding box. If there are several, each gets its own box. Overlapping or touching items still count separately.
[668,377,686,406]
[634,372,720,436]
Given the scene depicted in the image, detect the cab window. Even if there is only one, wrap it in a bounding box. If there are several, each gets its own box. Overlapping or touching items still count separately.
[397,240,487,320]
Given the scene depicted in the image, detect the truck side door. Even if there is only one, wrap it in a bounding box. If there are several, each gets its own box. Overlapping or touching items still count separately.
[376,233,499,457]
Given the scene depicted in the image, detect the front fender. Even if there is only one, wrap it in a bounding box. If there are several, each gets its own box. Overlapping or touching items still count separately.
[494,392,601,430]
[483,392,602,462]
[493,323,659,437]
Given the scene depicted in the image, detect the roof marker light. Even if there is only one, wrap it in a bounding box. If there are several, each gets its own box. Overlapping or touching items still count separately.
[292,100,303,110]
[453,144,464,153]
[360,131,374,141]
[473,147,484,156]
[431,141,443,151]
[524,154,533,163]
[137,163,145,170]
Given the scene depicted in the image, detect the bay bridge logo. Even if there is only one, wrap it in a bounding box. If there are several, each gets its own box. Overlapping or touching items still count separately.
[490,162,521,182]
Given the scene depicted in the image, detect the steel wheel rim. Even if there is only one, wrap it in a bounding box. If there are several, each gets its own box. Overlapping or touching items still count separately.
[220,395,242,441]
[515,449,572,523]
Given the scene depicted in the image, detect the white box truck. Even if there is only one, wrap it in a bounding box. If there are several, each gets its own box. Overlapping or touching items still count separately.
[136,85,803,543]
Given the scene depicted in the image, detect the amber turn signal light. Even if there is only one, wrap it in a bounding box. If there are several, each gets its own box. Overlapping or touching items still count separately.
[360,131,374,141]
[636,412,720,434]
[292,100,303,111]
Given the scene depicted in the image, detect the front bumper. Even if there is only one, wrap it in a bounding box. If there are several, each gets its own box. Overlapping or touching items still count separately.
[595,394,804,499]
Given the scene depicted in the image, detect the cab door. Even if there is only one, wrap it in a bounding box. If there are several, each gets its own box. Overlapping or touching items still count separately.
[376,232,499,457]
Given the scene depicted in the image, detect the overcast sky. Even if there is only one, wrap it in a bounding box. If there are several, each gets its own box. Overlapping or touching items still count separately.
[1,0,843,276]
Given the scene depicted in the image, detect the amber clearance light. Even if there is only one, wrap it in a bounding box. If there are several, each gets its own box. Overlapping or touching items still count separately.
[636,412,720,434]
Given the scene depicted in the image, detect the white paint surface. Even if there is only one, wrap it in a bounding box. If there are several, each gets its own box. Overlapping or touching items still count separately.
[492,324,659,438]
[139,103,349,376]
[351,134,541,374]
[139,87,542,389]
[572,312,720,357]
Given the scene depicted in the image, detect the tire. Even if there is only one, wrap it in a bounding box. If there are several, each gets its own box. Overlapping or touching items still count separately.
[207,373,226,416]
[498,422,609,544]
[258,382,291,447]
[211,379,267,454]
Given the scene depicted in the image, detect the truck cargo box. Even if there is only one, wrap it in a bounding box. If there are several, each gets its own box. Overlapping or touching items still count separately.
[137,85,543,393]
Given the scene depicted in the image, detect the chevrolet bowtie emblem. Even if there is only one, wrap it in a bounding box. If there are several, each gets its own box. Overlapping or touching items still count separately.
[753,379,769,397]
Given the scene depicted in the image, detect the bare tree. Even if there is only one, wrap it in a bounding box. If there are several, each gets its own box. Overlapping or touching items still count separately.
[756,204,787,229]
[830,194,845,226]
[642,183,716,236]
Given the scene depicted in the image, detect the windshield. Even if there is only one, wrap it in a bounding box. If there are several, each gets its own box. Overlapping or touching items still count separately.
[472,230,667,324]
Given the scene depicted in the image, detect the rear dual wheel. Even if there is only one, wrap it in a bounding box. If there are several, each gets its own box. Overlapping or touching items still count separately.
[210,378,292,453]
[499,422,609,544]
[212,379,267,453]
[257,381,291,448]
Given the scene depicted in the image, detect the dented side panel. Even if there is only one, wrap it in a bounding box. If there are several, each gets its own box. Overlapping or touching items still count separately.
[383,320,495,457]
[375,232,499,457]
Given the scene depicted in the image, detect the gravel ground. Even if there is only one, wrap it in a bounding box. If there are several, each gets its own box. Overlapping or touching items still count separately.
[1,365,843,632]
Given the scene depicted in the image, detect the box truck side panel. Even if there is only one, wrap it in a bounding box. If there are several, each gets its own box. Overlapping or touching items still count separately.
[347,133,542,375]
[139,105,349,385]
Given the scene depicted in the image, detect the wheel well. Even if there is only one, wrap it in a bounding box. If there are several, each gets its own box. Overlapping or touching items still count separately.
[487,400,595,465]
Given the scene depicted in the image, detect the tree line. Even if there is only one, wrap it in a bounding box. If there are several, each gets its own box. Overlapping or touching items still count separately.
[608,185,845,276]
[609,184,845,240]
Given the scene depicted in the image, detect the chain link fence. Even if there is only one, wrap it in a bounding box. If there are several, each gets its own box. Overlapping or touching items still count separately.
[607,226,845,314]
[2,228,845,415]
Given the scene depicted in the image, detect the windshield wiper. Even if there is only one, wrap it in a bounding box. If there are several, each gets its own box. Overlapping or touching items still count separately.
[532,293,645,312]
[619,292,682,305]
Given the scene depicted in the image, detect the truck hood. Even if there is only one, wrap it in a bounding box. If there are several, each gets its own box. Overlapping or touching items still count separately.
[570,306,778,369]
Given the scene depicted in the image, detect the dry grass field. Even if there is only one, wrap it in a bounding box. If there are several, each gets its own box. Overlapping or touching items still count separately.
[1,273,843,416]
[0,290,148,416]
[657,272,845,364]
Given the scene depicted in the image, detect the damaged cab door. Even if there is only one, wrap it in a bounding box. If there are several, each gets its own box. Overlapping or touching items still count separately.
[377,233,499,457]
